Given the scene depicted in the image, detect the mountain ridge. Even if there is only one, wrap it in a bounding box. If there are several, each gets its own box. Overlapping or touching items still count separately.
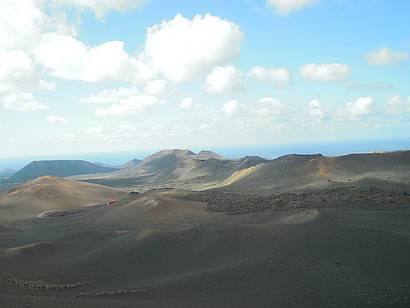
[73,149,266,185]
[8,160,116,183]
[223,150,410,193]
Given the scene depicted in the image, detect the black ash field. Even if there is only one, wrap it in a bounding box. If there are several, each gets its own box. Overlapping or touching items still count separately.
[1,150,410,307]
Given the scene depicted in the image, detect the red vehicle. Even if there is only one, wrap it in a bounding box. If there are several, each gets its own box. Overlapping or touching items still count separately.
[106,200,116,206]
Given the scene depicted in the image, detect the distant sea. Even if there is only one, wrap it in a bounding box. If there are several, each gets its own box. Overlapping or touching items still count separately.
[1,138,410,171]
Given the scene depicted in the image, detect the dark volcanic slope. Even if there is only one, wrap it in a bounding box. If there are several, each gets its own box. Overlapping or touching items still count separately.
[132,150,265,183]
[1,193,410,307]
[120,159,142,169]
[226,151,410,193]
[73,150,410,194]
[0,176,127,220]
[81,149,266,185]
[329,150,410,175]
[8,160,116,183]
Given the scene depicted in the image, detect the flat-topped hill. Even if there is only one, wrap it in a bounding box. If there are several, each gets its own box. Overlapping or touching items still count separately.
[8,160,116,183]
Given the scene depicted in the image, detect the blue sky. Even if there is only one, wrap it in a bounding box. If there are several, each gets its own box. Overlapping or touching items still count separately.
[0,0,410,161]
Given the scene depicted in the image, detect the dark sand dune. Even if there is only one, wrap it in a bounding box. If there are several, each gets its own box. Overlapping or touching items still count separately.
[0,176,127,220]
[1,191,410,307]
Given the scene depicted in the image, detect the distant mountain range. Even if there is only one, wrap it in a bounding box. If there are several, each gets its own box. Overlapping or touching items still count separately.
[4,149,410,195]
[0,168,16,179]
[222,151,410,193]
[7,160,117,183]
[73,149,266,186]
[98,149,410,193]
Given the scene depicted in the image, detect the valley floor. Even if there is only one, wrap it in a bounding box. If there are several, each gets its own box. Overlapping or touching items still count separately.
[1,189,410,307]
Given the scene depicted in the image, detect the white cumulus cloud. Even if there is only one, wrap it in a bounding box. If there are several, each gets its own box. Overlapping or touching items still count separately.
[2,11,243,92]
[0,50,54,92]
[385,95,410,115]
[2,92,48,112]
[55,0,147,18]
[35,33,155,84]
[81,87,140,104]
[309,99,325,120]
[365,48,409,66]
[300,63,350,81]
[222,100,240,116]
[46,114,68,125]
[145,14,243,81]
[96,94,159,117]
[0,0,45,51]
[249,66,291,87]
[0,1,77,87]
[144,79,170,97]
[267,0,316,15]
[338,96,374,120]
[179,97,194,110]
[0,50,37,91]
[256,97,286,116]
[204,65,243,94]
